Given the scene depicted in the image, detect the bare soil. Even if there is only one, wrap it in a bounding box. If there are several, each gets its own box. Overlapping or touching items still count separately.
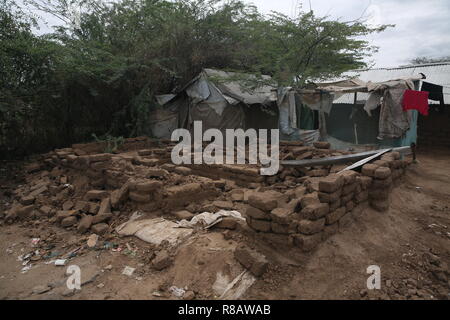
[0,149,449,300]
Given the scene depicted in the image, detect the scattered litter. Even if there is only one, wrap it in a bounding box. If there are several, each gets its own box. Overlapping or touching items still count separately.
[87,234,99,248]
[122,266,135,277]
[21,264,32,273]
[177,210,245,229]
[152,291,163,297]
[169,286,186,297]
[55,259,67,266]
[30,238,40,246]
[97,283,105,288]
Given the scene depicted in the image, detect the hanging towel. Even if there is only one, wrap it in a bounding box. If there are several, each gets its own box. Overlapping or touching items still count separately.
[402,90,429,116]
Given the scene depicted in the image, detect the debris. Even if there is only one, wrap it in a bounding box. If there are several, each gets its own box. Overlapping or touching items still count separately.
[122,266,135,277]
[87,234,99,248]
[152,250,172,271]
[168,286,185,298]
[54,259,67,266]
[32,285,51,295]
[176,210,244,229]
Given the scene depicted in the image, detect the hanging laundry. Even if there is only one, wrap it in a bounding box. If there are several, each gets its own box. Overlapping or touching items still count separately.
[421,81,444,102]
[402,90,429,116]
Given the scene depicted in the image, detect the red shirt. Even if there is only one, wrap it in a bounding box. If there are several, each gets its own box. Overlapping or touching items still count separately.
[402,90,429,115]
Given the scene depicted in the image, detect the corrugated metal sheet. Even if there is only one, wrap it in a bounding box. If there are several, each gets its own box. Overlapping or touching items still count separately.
[333,63,450,104]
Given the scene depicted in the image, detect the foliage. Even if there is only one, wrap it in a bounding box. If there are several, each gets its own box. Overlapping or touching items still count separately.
[0,0,391,159]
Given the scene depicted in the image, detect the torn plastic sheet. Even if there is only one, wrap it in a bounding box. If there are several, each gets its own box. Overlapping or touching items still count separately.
[176,210,245,229]
[213,270,257,300]
[115,217,194,246]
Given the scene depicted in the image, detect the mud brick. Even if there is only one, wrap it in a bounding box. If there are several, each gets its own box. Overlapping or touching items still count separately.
[110,181,130,209]
[89,153,111,162]
[300,203,329,220]
[354,190,369,204]
[370,199,389,212]
[84,190,109,201]
[248,192,278,212]
[174,166,192,176]
[61,216,77,227]
[308,169,328,177]
[77,215,94,233]
[137,149,152,156]
[29,186,48,197]
[247,217,271,232]
[326,207,346,225]
[270,207,293,224]
[339,212,353,230]
[322,223,339,240]
[313,141,331,149]
[318,174,345,193]
[296,151,313,160]
[129,191,151,203]
[91,223,109,235]
[139,158,159,167]
[372,177,393,188]
[342,183,357,195]
[20,195,35,205]
[300,192,320,208]
[271,222,290,234]
[90,161,109,171]
[369,188,389,200]
[374,167,391,179]
[74,200,89,212]
[388,151,400,160]
[293,233,323,252]
[246,206,271,221]
[62,200,74,211]
[92,213,112,224]
[346,200,355,212]
[373,160,390,168]
[361,164,379,177]
[56,210,78,222]
[357,176,373,190]
[318,189,342,203]
[135,180,163,192]
[173,210,194,220]
[298,218,325,235]
[39,205,53,217]
[16,205,35,219]
[329,199,341,211]
[88,202,99,214]
[234,246,268,277]
[339,170,358,184]
[152,250,172,271]
[146,168,169,178]
[291,146,312,155]
[341,192,354,204]
[98,197,111,215]
[215,217,237,230]
[213,200,234,210]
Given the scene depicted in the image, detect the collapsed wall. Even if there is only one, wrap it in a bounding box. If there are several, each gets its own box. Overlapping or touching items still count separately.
[3,135,412,255]
[245,151,411,252]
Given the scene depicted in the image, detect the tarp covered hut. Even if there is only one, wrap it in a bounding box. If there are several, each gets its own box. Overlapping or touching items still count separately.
[150,68,279,139]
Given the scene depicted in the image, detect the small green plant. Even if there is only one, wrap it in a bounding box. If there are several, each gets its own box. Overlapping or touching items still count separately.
[91,133,124,154]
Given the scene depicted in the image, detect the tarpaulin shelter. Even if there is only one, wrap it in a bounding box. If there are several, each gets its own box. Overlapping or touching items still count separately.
[151,68,280,139]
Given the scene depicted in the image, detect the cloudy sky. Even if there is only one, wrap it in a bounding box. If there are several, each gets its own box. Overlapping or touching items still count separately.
[249,0,450,67]
[30,0,450,68]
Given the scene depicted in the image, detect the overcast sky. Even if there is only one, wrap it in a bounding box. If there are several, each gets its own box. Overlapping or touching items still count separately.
[30,0,450,68]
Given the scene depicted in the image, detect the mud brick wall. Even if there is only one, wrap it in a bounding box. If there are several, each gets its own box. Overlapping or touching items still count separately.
[418,108,450,148]
[245,151,411,252]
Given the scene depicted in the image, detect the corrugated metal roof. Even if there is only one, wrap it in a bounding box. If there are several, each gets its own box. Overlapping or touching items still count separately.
[333,63,450,104]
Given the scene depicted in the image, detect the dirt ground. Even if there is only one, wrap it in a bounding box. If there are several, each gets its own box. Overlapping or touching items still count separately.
[0,149,449,300]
